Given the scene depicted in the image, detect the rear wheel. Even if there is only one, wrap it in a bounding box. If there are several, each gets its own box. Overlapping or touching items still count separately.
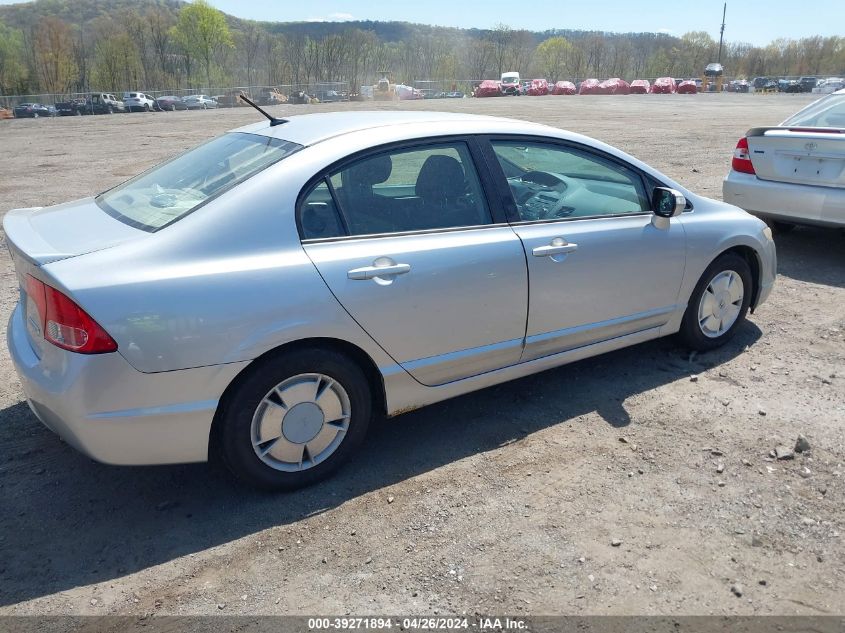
[678,253,753,351]
[218,348,372,491]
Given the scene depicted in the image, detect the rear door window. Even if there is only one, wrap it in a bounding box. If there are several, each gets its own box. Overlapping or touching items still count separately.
[299,142,491,239]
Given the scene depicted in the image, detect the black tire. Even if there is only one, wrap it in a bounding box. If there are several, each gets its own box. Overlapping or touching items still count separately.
[144,104,150,112]
[217,348,372,491]
[678,252,753,351]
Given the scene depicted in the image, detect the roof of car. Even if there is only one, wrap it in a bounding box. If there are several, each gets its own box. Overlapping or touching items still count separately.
[232,111,551,147]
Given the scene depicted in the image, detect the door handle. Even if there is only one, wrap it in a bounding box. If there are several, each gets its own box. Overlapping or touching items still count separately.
[532,238,578,257]
[347,262,411,280]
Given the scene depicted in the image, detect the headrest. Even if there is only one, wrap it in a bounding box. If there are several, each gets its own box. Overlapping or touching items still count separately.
[347,154,393,188]
[415,155,466,201]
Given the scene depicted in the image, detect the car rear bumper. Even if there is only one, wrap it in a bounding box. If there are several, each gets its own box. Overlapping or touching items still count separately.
[723,171,845,228]
[7,303,248,466]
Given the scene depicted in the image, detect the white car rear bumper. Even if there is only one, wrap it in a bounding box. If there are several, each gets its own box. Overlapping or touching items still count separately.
[723,171,845,228]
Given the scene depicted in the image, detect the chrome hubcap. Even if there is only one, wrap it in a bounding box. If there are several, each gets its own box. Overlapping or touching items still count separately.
[251,373,350,472]
[698,270,744,338]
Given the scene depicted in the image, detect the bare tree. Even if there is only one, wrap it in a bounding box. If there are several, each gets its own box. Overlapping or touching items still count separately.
[33,17,78,94]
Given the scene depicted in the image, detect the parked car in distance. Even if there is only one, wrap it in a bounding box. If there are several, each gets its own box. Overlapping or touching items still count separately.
[724,88,845,230]
[13,103,54,118]
[156,95,188,111]
[123,92,157,112]
[726,79,749,93]
[799,77,818,93]
[88,93,125,114]
[527,78,550,96]
[216,91,251,108]
[501,71,522,95]
[4,111,777,490]
[813,78,845,94]
[474,80,502,97]
[258,89,288,105]
[183,94,218,109]
[55,98,89,116]
[314,90,342,103]
[677,80,698,94]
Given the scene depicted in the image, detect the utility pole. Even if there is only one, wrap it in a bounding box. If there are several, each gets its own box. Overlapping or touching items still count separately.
[717,3,726,64]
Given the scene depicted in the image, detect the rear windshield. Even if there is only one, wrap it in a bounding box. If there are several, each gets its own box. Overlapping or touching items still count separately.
[97,132,301,231]
[782,94,845,128]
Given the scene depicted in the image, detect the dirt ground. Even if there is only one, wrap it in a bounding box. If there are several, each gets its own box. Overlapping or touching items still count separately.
[0,94,842,617]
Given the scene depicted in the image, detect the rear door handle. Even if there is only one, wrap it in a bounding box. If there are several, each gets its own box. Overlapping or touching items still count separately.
[532,238,578,257]
[347,261,411,280]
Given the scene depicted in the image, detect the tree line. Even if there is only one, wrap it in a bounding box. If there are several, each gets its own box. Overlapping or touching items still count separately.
[1,0,843,97]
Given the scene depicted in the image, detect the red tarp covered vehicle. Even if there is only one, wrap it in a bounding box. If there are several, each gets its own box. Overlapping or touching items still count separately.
[598,78,630,94]
[551,81,576,95]
[579,78,600,95]
[649,77,677,94]
[677,80,698,94]
[630,79,650,94]
[474,80,502,97]
[527,78,549,96]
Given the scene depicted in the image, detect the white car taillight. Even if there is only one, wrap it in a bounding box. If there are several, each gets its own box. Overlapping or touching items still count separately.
[731,137,756,174]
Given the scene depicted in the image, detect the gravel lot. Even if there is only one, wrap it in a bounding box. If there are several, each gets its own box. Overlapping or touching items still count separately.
[0,94,843,616]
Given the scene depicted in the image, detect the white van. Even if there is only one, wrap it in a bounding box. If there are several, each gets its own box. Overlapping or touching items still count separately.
[500,72,521,95]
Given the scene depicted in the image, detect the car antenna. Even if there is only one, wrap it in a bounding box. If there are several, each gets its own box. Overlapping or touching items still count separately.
[238,93,287,126]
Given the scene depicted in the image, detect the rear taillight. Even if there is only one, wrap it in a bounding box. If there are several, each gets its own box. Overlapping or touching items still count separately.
[732,137,756,174]
[25,274,117,354]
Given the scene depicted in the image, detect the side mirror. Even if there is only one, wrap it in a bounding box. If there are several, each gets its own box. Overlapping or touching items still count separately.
[651,187,686,229]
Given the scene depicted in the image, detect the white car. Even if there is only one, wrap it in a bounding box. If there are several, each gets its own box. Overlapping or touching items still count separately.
[184,94,218,110]
[723,89,845,230]
[123,92,157,112]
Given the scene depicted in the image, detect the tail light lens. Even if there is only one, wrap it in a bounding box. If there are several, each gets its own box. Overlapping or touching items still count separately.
[732,137,756,174]
[25,275,117,354]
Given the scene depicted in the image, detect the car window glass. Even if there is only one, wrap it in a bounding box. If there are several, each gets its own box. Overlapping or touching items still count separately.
[328,142,491,237]
[491,141,648,221]
[299,180,345,239]
[782,94,845,128]
[98,133,301,231]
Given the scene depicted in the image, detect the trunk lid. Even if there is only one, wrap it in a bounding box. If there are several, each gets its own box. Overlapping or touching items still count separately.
[746,127,845,189]
[4,198,145,357]
[3,197,146,266]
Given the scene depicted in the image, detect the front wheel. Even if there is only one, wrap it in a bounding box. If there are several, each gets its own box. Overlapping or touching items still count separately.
[217,348,372,490]
[678,253,753,351]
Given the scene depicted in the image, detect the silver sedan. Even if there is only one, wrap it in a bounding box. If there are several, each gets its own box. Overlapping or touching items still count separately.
[5,111,776,490]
